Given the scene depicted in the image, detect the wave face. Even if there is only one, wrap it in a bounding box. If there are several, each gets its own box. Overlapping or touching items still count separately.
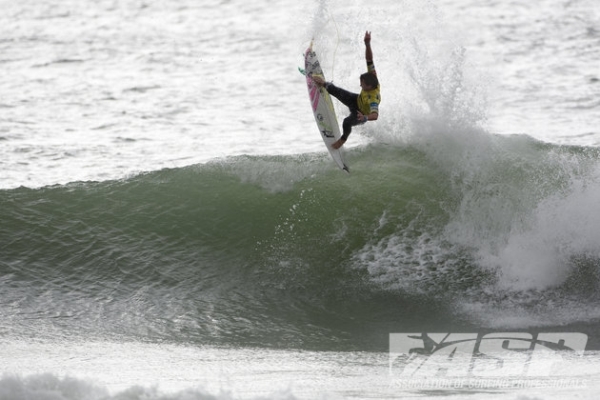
[2,131,600,351]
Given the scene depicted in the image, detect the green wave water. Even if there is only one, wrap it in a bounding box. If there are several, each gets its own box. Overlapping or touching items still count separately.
[2,134,600,351]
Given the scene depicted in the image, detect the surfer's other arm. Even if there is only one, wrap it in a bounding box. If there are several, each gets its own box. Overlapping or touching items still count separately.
[358,110,378,122]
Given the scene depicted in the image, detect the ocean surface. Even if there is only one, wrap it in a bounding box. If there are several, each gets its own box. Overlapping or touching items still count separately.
[2,0,600,399]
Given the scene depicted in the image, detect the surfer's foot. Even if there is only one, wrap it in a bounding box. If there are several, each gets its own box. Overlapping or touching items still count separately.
[312,75,327,88]
[332,139,346,149]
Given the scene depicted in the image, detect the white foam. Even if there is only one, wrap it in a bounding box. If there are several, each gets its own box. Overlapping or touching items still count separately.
[491,169,600,290]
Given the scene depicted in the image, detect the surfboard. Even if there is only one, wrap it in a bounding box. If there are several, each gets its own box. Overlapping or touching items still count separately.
[302,41,349,173]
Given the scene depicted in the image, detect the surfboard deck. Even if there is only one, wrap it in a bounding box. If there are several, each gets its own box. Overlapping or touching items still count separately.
[303,42,349,173]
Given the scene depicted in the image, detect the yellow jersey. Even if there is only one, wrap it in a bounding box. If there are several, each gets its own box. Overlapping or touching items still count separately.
[357,62,381,116]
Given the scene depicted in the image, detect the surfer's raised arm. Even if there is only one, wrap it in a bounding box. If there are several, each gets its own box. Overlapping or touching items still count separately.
[364,31,375,71]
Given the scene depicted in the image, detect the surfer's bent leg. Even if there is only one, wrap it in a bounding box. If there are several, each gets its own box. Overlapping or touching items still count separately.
[326,83,364,142]
[341,109,366,141]
[326,84,359,110]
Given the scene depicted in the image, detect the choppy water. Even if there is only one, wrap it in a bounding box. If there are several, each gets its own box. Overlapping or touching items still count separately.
[2,0,600,399]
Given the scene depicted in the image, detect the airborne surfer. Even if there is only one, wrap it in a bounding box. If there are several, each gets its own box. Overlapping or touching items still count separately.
[312,31,380,149]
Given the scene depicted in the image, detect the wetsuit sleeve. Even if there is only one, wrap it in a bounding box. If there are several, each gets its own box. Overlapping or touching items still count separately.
[367,61,377,76]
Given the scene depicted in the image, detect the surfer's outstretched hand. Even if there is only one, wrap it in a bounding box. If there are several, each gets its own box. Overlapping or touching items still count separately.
[364,31,371,45]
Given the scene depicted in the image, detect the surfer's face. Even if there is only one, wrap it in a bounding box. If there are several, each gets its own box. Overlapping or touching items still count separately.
[360,78,372,91]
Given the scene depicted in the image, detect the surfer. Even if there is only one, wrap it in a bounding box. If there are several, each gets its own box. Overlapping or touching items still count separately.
[313,31,380,149]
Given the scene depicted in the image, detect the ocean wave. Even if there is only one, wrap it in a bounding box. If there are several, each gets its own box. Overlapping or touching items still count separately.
[1,132,600,347]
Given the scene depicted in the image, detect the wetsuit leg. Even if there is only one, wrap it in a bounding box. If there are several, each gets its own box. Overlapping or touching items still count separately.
[326,84,358,110]
[341,114,363,141]
[326,83,365,141]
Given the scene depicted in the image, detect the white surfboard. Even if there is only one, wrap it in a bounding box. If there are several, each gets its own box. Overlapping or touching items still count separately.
[303,41,349,173]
